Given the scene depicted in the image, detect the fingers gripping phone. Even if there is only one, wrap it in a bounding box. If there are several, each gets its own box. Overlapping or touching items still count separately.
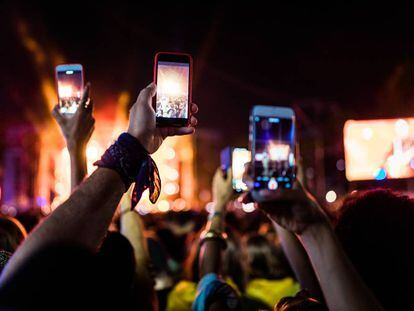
[250,106,296,190]
[154,52,193,127]
[221,147,251,192]
[55,64,84,115]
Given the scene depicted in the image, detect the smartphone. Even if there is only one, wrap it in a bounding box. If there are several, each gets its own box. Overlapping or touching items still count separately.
[250,106,296,190]
[221,147,251,192]
[154,52,193,127]
[55,64,84,115]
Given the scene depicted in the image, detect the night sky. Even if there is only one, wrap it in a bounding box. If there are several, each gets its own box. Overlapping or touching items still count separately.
[2,2,414,192]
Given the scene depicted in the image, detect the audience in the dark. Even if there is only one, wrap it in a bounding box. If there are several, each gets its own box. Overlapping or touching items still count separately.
[0,73,410,311]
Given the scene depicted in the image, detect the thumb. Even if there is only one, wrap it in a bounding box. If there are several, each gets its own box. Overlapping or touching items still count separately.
[136,83,157,108]
[52,105,64,124]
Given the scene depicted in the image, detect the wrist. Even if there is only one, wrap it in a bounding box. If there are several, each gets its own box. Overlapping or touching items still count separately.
[67,142,85,155]
[299,220,333,245]
[68,145,86,159]
[127,129,150,154]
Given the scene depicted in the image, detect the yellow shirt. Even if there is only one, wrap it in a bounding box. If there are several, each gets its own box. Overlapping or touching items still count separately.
[245,277,300,308]
[167,278,240,311]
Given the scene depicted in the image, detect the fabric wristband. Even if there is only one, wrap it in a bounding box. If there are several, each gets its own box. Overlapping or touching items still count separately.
[94,133,161,209]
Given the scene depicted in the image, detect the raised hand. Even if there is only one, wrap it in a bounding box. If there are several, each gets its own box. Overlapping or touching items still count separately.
[52,83,95,153]
[127,83,198,154]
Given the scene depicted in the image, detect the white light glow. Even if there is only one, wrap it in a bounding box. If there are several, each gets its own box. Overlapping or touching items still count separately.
[242,203,255,213]
[268,144,290,161]
[158,200,170,212]
[325,190,337,203]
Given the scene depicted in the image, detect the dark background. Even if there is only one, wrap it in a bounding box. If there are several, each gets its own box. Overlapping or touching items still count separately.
[2,1,414,198]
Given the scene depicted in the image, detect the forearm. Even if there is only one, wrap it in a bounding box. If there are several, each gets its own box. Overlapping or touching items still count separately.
[199,201,225,277]
[121,211,156,308]
[120,211,153,283]
[273,222,323,300]
[1,168,125,283]
[69,146,88,191]
[300,223,383,311]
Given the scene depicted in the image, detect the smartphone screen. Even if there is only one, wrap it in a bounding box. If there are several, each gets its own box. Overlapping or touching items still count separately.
[232,148,251,192]
[252,113,295,190]
[56,64,83,114]
[155,53,191,126]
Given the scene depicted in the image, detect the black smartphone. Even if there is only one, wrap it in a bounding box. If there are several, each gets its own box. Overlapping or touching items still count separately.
[250,106,296,190]
[154,52,193,127]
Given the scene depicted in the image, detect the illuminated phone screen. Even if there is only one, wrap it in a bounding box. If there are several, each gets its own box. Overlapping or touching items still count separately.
[253,116,295,190]
[156,61,189,119]
[57,66,83,114]
[232,148,251,192]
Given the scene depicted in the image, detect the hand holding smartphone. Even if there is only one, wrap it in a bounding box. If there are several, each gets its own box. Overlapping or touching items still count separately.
[250,106,296,190]
[154,52,193,127]
[55,64,84,115]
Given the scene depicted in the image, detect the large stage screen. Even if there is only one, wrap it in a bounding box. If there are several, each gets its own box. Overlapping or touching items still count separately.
[344,118,414,181]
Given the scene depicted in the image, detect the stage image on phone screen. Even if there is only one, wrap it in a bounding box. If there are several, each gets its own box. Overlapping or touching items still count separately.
[254,116,295,190]
[156,61,189,119]
[232,148,251,192]
[57,69,83,114]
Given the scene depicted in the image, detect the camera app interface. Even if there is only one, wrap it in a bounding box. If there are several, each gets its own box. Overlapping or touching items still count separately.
[254,116,295,190]
[232,148,251,192]
[156,61,189,119]
[57,69,83,114]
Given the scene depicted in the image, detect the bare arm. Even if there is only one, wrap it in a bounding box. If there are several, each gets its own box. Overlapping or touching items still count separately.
[69,146,89,190]
[119,189,157,309]
[273,222,323,301]
[0,168,124,283]
[199,202,226,277]
[1,83,198,287]
[300,222,382,311]
[52,84,95,191]
[251,184,383,311]
[199,168,232,278]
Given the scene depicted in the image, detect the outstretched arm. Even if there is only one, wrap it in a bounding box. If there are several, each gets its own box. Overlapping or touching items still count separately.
[199,168,233,277]
[120,188,157,309]
[1,83,198,286]
[251,184,383,311]
[52,84,95,191]
[273,222,323,301]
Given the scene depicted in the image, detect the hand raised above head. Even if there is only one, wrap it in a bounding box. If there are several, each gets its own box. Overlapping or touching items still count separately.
[241,162,328,234]
[127,83,198,154]
[52,83,95,153]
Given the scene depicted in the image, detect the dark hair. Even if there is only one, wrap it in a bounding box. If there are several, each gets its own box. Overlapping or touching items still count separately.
[98,231,136,291]
[0,216,27,253]
[334,189,414,310]
[245,234,292,280]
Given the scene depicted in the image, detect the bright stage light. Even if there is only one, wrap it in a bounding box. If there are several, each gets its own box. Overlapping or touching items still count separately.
[164,182,179,195]
[344,118,414,181]
[158,200,170,212]
[165,167,179,181]
[173,198,187,211]
[165,147,176,160]
[242,203,255,213]
[362,127,373,140]
[86,145,99,159]
[325,190,337,203]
